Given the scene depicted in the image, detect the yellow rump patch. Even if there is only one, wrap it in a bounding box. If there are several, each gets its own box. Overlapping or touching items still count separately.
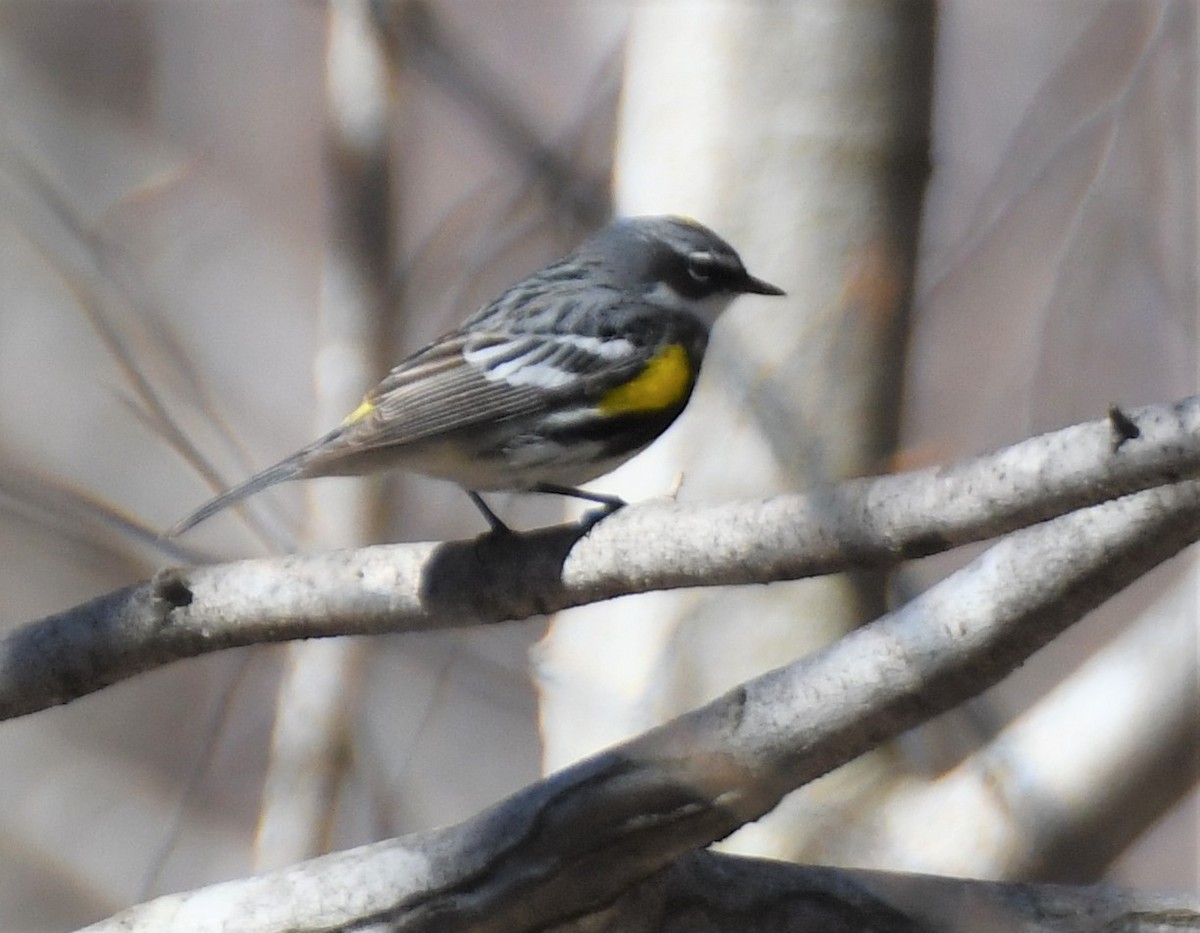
[598,344,692,416]
[343,398,376,425]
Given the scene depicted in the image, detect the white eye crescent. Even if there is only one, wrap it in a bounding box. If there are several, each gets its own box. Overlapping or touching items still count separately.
[687,252,717,283]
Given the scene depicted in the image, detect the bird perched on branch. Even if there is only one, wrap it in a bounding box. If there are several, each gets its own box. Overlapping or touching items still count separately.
[167,215,784,537]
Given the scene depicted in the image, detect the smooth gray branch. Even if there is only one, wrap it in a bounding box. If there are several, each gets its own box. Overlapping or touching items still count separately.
[83,476,1200,931]
[2,396,1199,721]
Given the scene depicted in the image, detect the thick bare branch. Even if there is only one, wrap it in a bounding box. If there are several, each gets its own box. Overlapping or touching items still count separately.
[2,395,1200,720]
[824,575,1200,880]
[82,851,1200,933]
[83,849,1200,933]
[81,476,1200,931]
[615,854,1200,933]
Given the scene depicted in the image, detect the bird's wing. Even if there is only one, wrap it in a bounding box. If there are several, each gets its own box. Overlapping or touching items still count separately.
[331,327,651,452]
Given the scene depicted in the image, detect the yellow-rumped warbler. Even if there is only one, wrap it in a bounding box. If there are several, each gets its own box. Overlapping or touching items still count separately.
[167,215,783,537]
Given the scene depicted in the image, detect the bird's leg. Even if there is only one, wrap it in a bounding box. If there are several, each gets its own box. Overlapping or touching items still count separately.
[532,483,626,527]
[467,491,513,536]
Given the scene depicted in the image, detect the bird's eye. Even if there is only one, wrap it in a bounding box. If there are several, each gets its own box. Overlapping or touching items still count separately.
[687,252,717,283]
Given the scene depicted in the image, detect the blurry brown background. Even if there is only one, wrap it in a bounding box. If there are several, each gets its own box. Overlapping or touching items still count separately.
[0,2,1193,929]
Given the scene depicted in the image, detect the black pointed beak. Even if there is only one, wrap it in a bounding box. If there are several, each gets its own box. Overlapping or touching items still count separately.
[740,271,786,296]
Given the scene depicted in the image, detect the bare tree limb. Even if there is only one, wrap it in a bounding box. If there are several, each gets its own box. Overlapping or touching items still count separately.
[2,395,1200,721]
[79,472,1200,931]
[80,850,1200,933]
[816,571,1200,879]
[611,854,1200,933]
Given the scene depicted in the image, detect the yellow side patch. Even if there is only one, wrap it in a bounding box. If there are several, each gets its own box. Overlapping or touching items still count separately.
[343,398,376,425]
[598,344,692,416]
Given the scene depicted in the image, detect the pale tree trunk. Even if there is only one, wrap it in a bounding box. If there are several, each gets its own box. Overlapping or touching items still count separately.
[537,0,933,860]
[255,0,393,869]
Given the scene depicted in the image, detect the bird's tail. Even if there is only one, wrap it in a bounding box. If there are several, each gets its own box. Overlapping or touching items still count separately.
[164,450,311,539]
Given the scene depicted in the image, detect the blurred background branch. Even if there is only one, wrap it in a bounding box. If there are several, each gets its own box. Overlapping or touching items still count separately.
[0,1,1192,928]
